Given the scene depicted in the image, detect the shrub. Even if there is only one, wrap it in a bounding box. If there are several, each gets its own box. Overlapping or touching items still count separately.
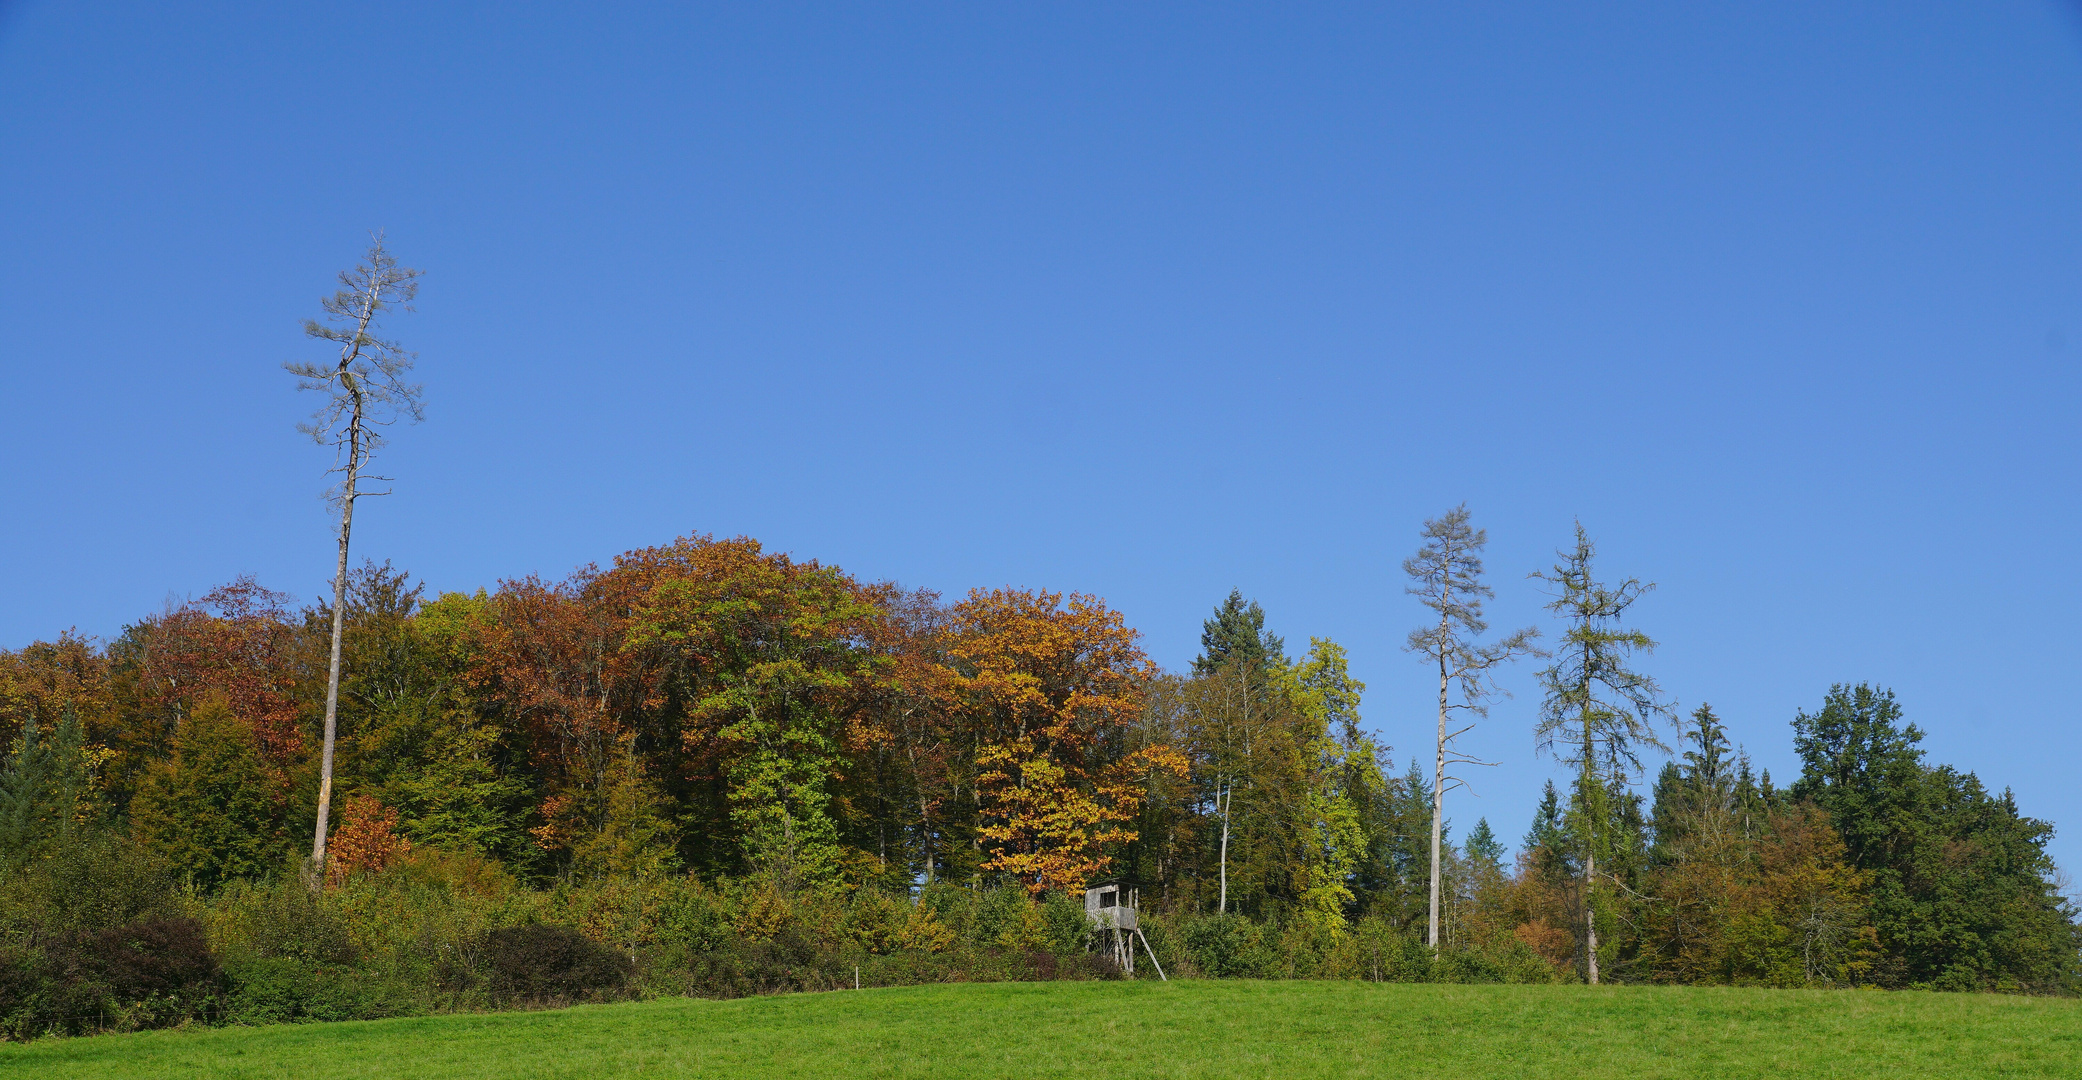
[0,917,227,1037]
[209,876,358,966]
[223,956,419,1025]
[481,924,629,1004]
[972,886,1034,950]
[65,916,222,1000]
[1040,892,1090,956]
[659,884,732,955]
[841,890,908,955]
[1181,913,1271,978]
[0,832,178,935]
[1348,919,1431,982]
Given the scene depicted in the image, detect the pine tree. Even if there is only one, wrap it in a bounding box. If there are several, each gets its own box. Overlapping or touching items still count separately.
[286,236,425,885]
[1403,505,1540,950]
[1531,524,1672,983]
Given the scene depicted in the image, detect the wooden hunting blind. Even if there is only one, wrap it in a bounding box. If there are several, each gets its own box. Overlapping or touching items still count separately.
[1083,880,1164,979]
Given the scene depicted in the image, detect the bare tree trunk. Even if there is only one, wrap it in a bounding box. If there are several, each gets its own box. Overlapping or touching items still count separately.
[1583,735,1600,985]
[918,791,934,885]
[1217,779,1231,914]
[309,432,357,878]
[1429,652,1447,951]
[1584,844,1599,985]
[308,303,377,884]
[1581,654,1600,985]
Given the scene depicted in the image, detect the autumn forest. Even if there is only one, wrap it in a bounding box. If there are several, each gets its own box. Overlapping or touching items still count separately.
[0,244,2076,1041]
[1,515,2076,1037]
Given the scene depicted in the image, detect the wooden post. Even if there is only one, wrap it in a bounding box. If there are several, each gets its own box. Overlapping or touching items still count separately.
[1137,930,1167,982]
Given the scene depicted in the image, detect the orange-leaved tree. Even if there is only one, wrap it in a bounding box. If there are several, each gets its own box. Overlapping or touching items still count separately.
[325,794,414,885]
[951,588,1188,894]
[468,569,635,872]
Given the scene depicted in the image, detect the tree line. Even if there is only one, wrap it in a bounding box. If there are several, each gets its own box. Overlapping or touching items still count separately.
[1,524,2074,994]
[0,241,2073,1033]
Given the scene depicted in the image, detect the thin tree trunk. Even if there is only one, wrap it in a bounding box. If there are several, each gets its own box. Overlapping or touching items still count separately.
[309,291,378,883]
[1219,665,1251,915]
[1429,651,1447,951]
[918,790,934,885]
[1582,743,1599,984]
[1584,843,1599,985]
[1580,638,1600,985]
[310,436,357,876]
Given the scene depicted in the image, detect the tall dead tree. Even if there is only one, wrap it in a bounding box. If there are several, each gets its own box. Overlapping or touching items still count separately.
[1403,505,1540,952]
[286,236,424,883]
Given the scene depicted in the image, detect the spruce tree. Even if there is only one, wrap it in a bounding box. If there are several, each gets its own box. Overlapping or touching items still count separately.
[1651,705,1738,862]
[0,710,99,869]
[1792,684,2080,990]
[1523,780,1565,859]
[1191,590,1285,914]
[1464,817,1504,867]
[1193,590,1285,676]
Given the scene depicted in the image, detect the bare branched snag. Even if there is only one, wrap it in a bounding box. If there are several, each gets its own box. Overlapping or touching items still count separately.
[286,236,424,885]
[1403,505,1540,952]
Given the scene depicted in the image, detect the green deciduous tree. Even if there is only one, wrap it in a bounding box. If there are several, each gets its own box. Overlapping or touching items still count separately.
[131,697,279,892]
[356,585,535,863]
[1286,639,1377,928]
[569,732,681,881]
[619,539,884,891]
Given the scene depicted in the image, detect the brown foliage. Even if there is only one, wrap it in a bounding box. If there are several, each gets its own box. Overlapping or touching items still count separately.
[1642,803,1876,986]
[326,795,414,885]
[128,579,311,766]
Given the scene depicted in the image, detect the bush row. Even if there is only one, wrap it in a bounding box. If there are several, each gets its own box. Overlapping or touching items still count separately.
[0,844,1554,1040]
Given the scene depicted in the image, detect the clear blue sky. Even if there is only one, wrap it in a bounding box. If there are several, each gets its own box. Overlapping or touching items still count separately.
[4,3,2080,880]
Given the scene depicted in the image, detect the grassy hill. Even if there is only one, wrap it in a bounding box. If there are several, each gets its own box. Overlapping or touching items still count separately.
[3,981,2076,1079]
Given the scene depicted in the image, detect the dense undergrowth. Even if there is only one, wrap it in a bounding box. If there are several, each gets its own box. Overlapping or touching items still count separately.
[0,842,1557,1041]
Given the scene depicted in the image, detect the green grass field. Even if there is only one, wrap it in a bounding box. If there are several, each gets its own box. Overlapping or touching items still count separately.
[3,981,2076,1079]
